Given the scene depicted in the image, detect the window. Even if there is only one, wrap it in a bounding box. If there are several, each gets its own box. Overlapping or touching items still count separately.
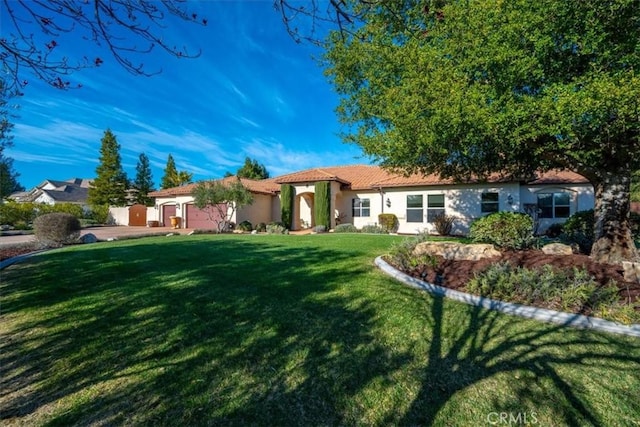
[537,192,571,218]
[481,192,499,213]
[427,194,445,222]
[406,195,423,222]
[352,198,370,217]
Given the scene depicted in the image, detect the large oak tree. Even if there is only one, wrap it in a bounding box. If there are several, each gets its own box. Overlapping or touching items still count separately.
[311,0,639,263]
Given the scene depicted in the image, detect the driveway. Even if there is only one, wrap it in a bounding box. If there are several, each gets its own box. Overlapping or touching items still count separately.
[0,226,191,246]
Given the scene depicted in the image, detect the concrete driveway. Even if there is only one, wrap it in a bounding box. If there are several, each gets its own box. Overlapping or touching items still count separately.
[0,226,191,246]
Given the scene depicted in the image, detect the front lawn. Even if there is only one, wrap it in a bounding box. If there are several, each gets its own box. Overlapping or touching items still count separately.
[1,234,639,426]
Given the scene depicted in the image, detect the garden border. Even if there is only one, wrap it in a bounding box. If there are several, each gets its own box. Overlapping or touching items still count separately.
[375,256,640,338]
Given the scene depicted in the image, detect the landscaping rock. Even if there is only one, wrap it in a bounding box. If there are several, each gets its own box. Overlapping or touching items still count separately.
[542,243,574,256]
[414,242,501,261]
[188,230,196,235]
[622,261,640,283]
[79,233,98,244]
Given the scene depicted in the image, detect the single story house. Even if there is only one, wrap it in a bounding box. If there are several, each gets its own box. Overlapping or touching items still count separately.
[9,178,92,206]
[148,165,594,235]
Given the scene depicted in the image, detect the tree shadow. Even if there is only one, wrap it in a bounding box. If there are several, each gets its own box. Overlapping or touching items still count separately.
[1,235,639,425]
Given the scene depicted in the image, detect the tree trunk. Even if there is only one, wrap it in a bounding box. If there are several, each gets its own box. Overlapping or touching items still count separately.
[590,172,639,264]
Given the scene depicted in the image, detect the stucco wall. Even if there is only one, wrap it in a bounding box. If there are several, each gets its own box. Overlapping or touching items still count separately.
[519,183,594,233]
[236,194,273,226]
[337,183,521,235]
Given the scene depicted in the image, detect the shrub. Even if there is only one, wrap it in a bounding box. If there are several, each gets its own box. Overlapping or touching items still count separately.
[469,212,534,250]
[389,232,436,272]
[280,184,295,229]
[361,224,385,234]
[560,210,594,254]
[545,223,564,238]
[335,223,359,233]
[48,202,84,219]
[466,262,624,315]
[378,214,399,233]
[432,213,455,236]
[266,222,289,234]
[88,204,112,225]
[237,220,253,232]
[313,225,327,233]
[33,213,81,246]
[314,181,331,229]
[0,201,38,226]
[256,222,267,232]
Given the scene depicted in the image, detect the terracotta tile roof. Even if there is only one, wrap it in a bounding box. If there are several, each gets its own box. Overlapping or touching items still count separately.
[149,176,279,198]
[150,165,590,198]
[526,170,590,185]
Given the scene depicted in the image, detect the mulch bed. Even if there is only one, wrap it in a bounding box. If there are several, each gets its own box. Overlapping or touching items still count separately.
[396,250,640,314]
[0,244,42,262]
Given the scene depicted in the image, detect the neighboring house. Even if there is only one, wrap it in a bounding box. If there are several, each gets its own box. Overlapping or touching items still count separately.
[149,165,594,234]
[10,178,92,206]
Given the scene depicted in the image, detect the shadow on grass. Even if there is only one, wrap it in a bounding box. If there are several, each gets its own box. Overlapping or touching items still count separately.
[1,235,639,426]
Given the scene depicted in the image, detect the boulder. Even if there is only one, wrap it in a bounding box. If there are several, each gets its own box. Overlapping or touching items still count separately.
[541,243,574,256]
[414,242,501,261]
[79,233,98,244]
[622,261,640,283]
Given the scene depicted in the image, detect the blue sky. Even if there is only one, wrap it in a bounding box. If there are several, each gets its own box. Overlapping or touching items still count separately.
[5,1,368,190]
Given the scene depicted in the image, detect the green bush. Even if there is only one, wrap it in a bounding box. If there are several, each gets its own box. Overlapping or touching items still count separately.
[280,184,295,230]
[314,181,331,229]
[88,204,111,225]
[432,213,455,236]
[46,202,84,218]
[0,201,38,226]
[545,223,564,238]
[237,220,253,232]
[335,223,359,233]
[466,262,639,324]
[33,213,81,246]
[389,232,436,272]
[266,222,289,234]
[378,214,399,233]
[560,210,594,254]
[256,222,267,232]
[469,212,534,250]
[361,224,385,234]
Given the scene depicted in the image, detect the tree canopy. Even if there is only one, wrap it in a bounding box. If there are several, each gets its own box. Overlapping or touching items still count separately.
[88,129,128,207]
[317,0,639,263]
[236,157,270,180]
[133,153,155,206]
[0,82,23,198]
[0,0,206,95]
[192,179,254,232]
[160,154,193,189]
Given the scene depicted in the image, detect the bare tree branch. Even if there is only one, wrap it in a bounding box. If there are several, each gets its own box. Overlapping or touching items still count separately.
[0,0,206,95]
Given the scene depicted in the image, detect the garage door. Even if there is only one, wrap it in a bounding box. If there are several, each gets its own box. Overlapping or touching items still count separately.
[162,204,176,227]
[186,204,226,230]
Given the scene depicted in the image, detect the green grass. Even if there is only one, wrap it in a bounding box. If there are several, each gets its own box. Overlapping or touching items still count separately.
[1,234,639,426]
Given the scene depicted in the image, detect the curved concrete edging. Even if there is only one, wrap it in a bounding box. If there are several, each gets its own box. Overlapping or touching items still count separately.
[375,256,640,338]
[0,250,48,270]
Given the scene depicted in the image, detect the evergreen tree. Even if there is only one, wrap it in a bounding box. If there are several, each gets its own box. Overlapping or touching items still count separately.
[161,154,193,188]
[236,157,270,180]
[0,80,23,198]
[161,154,179,189]
[88,129,128,206]
[133,153,155,206]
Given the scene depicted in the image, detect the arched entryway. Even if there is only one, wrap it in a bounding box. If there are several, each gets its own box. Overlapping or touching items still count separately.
[296,192,315,230]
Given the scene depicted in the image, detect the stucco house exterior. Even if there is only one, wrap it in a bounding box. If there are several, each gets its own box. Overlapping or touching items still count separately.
[148,165,594,235]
